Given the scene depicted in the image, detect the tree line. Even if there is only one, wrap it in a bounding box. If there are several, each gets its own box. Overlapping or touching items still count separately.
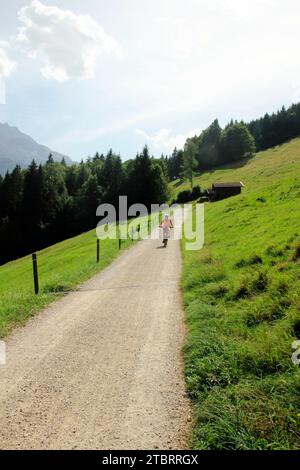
[0,147,168,265]
[247,102,300,151]
[1,101,300,264]
[165,102,300,181]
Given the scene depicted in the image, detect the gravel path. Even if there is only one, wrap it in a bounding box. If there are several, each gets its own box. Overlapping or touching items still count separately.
[0,211,191,450]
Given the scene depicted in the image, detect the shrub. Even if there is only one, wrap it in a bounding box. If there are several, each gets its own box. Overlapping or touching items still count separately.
[176,185,202,203]
[191,185,202,199]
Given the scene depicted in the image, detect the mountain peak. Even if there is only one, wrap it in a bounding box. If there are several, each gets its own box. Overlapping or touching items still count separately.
[0,123,72,174]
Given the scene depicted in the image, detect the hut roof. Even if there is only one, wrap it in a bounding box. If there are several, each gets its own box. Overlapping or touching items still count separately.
[212,182,244,189]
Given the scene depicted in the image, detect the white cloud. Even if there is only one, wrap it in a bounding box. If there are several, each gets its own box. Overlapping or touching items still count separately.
[0,43,16,104]
[0,43,16,79]
[17,0,121,82]
[215,0,252,22]
[136,128,201,153]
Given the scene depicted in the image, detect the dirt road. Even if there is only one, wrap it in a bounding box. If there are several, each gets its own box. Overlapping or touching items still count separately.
[0,211,191,450]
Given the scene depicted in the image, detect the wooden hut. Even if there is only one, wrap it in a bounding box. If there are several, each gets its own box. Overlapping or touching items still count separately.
[209,182,244,201]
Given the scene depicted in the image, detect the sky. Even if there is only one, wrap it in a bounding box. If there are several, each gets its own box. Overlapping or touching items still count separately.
[0,0,300,161]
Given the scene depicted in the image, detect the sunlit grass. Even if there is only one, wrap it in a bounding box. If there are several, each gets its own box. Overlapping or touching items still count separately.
[0,214,154,337]
[180,138,300,449]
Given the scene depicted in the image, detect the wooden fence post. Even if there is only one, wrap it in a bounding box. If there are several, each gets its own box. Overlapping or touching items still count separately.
[118,226,122,250]
[97,239,100,263]
[32,253,39,295]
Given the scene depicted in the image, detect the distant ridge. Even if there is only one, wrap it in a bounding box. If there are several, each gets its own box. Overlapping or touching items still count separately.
[0,122,72,174]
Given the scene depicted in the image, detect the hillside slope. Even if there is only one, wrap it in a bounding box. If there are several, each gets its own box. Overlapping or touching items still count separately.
[0,123,72,174]
[0,216,152,338]
[171,137,300,200]
[180,139,300,449]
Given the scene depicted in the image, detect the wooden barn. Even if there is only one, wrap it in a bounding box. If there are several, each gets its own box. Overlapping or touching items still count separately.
[208,182,244,201]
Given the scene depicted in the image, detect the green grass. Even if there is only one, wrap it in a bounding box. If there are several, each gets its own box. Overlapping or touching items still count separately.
[0,215,153,338]
[180,139,300,449]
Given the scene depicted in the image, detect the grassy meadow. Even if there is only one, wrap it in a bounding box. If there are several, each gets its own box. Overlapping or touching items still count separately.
[0,215,153,338]
[180,138,300,449]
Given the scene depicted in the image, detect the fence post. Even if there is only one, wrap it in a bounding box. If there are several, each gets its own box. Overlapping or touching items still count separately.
[97,239,100,263]
[32,253,39,295]
[118,225,121,250]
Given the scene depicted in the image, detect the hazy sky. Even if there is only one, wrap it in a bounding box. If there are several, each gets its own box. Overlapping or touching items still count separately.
[0,0,300,161]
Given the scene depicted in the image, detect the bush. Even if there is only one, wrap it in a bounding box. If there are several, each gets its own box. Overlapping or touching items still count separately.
[191,185,202,199]
[176,185,202,203]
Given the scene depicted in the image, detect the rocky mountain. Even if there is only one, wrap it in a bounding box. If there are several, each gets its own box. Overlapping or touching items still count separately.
[0,123,72,174]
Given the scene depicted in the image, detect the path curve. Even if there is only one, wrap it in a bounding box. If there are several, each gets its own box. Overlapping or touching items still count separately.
[0,210,191,450]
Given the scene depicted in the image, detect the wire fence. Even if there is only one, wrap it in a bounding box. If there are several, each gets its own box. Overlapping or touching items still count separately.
[9,211,165,296]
